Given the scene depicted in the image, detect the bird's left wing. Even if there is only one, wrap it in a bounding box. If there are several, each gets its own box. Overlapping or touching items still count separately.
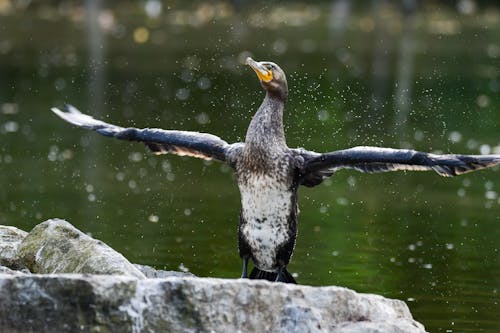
[294,146,500,187]
[52,105,240,163]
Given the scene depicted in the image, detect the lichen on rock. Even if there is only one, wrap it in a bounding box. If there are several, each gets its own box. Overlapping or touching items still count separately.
[0,225,28,270]
[17,219,145,279]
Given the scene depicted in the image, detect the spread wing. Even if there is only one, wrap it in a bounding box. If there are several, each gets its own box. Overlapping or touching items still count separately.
[295,146,500,187]
[52,105,242,163]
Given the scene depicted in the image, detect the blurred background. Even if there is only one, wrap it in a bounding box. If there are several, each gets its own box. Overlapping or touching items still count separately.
[1,0,499,331]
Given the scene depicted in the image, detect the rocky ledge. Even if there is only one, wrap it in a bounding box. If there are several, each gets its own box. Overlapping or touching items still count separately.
[0,219,427,333]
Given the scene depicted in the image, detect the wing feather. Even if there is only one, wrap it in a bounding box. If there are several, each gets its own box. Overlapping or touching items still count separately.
[296,146,500,187]
[52,105,240,163]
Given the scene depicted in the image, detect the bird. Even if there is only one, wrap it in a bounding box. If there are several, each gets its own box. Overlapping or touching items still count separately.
[52,57,500,284]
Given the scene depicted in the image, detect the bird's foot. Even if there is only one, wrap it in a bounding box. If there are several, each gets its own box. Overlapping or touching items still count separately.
[275,266,284,282]
[240,256,249,278]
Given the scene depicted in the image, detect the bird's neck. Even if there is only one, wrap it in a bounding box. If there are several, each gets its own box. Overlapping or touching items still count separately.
[245,92,286,150]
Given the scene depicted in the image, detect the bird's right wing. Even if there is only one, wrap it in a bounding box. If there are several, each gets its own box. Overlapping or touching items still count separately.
[52,105,243,164]
[293,146,500,187]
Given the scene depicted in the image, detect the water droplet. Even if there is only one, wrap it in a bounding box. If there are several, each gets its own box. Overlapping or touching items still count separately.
[476,94,490,108]
[144,0,162,18]
[178,263,189,272]
[347,176,356,189]
[148,214,159,223]
[133,27,150,44]
[336,197,348,206]
[2,121,19,133]
[197,77,211,90]
[485,190,497,200]
[175,88,190,101]
[448,131,462,143]
[414,130,424,141]
[61,149,73,160]
[116,172,125,181]
[1,103,18,114]
[272,38,288,55]
[466,139,478,150]
[54,78,66,91]
[479,144,491,154]
[457,0,477,15]
[195,112,210,125]
[181,70,194,83]
[317,109,329,122]
[47,145,59,162]
[129,152,143,162]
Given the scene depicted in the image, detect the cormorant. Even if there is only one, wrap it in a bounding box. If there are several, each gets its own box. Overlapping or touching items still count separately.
[52,57,500,284]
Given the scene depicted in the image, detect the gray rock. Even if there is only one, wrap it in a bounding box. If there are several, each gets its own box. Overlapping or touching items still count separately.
[0,225,28,270]
[0,265,27,275]
[0,274,427,333]
[17,219,145,279]
[134,263,195,278]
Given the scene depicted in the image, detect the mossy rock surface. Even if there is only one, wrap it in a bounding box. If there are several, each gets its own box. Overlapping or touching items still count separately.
[0,225,28,270]
[17,219,145,279]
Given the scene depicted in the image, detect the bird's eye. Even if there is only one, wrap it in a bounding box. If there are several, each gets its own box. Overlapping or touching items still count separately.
[266,64,274,71]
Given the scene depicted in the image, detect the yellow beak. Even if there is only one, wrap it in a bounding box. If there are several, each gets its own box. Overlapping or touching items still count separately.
[246,57,273,83]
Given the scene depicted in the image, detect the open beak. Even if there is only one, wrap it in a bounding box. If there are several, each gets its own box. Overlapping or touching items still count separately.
[246,57,273,83]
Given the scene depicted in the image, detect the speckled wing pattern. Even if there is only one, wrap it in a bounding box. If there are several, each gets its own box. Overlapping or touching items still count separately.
[296,146,500,186]
[51,105,238,163]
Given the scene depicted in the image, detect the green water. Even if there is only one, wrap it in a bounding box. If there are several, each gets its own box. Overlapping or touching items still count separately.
[1,2,499,332]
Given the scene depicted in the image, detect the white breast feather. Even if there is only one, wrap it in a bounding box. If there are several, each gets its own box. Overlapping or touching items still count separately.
[239,174,292,271]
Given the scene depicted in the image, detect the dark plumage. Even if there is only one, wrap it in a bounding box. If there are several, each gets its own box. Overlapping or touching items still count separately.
[52,57,500,284]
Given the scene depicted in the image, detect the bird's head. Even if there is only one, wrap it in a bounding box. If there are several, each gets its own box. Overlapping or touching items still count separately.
[246,57,288,100]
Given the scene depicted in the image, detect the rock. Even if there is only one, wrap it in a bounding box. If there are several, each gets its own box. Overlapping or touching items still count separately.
[134,263,196,278]
[0,225,28,270]
[0,274,427,333]
[0,265,27,275]
[17,219,145,279]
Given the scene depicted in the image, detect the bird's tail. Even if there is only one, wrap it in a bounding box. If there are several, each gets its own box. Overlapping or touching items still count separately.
[249,267,296,284]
